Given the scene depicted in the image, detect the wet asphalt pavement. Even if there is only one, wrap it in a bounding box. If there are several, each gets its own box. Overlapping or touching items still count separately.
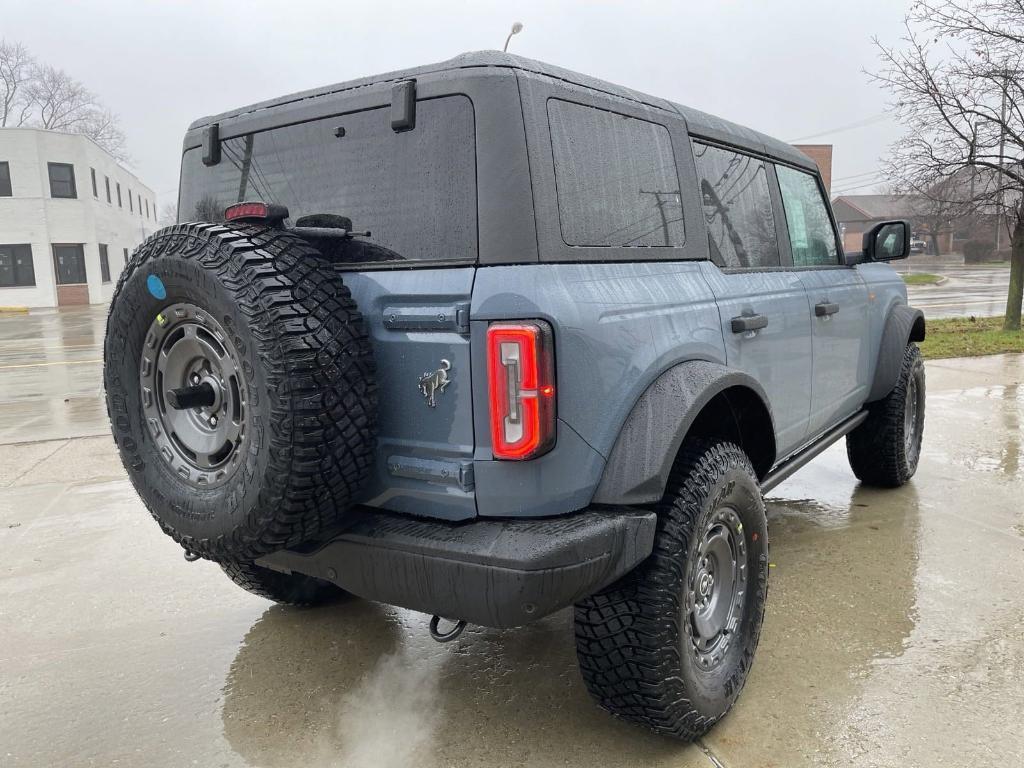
[899,261,1011,319]
[1,305,1023,767]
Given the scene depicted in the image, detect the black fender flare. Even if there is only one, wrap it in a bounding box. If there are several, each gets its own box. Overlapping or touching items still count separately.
[592,360,775,506]
[867,304,925,402]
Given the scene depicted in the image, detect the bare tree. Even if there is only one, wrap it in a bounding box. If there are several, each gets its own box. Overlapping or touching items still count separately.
[872,0,1024,330]
[1,42,128,162]
[24,64,128,161]
[158,202,178,227]
[0,39,34,127]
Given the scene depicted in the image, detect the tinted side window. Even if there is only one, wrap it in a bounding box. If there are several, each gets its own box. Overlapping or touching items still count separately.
[775,165,839,266]
[692,142,779,269]
[548,99,684,247]
[179,95,477,264]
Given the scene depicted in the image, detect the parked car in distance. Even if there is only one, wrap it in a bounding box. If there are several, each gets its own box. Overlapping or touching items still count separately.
[103,51,926,741]
[910,237,928,253]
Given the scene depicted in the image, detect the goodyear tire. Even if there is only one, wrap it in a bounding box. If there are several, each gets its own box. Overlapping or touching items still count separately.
[220,559,348,606]
[104,223,376,561]
[846,343,925,487]
[574,439,768,741]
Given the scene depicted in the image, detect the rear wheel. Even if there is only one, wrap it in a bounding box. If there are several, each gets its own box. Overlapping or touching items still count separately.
[104,223,377,561]
[221,559,348,606]
[847,343,925,487]
[574,439,768,740]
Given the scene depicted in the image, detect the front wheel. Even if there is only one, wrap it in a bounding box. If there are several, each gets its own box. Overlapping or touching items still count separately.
[574,439,769,741]
[847,343,925,487]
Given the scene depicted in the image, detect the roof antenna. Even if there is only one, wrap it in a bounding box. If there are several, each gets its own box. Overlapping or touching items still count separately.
[503,22,524,52]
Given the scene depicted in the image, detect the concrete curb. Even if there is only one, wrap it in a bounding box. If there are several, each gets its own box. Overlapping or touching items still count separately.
[0,306,30,315]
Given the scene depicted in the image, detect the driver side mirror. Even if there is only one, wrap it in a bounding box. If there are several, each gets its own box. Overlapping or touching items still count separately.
[862,220,910,262]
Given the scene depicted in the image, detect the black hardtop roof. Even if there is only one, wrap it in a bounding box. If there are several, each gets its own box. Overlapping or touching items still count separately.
[188,51,814,171]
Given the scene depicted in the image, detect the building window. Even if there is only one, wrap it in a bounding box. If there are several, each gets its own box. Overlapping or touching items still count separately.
[47,162,77,199]
[90,168,98,197]
[116,182,122,207]
[123,246,129,266]
[52,244,87,284]
[0,244,35,287]
[99,244,111,283]
[128,188,133,212]
[105,176,111,203]
[0,162,12,197]
[138,194,143,216]
[145,199,150,218]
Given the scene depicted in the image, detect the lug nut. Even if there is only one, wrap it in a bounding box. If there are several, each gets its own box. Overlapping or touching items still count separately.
[209,415,218,427]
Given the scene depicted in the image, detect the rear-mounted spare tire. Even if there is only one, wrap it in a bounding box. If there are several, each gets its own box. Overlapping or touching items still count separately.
[104,223,377,561]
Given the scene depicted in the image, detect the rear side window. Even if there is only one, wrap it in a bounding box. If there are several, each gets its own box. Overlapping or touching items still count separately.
[775,165,840,266]
[548,99,684,247]
[178,95,477,264]
[692,142,780,269]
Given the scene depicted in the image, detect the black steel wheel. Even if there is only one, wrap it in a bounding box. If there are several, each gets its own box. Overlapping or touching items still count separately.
[574,439,768,741]
[105,223,377,561]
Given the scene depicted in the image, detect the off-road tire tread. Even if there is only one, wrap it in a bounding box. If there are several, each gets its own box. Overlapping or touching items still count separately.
[847,343,924,487]
[104,223,376,561]
[220,559,347,606]
[574,439,766,741]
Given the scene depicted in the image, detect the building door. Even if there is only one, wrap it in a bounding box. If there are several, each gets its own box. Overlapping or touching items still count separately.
[52,244,89,306]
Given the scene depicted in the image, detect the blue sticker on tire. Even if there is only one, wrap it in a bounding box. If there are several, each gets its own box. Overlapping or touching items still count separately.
[147,274,167,300]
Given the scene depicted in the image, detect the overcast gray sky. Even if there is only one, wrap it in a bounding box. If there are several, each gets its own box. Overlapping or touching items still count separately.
[4,0,910,210]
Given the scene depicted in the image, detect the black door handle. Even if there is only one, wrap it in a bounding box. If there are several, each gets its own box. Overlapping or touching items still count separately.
[731,313,769,334]
[815,302,840,317]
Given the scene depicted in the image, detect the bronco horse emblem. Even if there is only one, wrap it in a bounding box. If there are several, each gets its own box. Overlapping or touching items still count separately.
[418,359,452,408]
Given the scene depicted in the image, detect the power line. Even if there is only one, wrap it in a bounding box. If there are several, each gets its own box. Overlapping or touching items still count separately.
[787,113,890,144]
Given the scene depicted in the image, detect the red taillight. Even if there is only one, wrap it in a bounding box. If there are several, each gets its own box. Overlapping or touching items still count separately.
[223,201,289,222]
[487,321,556,460]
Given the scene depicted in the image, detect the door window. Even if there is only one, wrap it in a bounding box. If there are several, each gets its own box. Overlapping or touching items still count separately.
[775,165,839,266]
[692,142,780,269]
[52,245,87,284]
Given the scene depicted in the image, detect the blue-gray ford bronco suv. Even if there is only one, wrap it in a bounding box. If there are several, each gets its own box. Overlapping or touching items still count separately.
[104,52,926,740]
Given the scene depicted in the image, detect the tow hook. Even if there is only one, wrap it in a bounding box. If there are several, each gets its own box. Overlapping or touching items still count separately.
[183,550,202,562]
[429,615,468,643]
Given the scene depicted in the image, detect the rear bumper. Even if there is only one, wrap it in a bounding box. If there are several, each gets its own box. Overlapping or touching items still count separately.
[258,506,656,628]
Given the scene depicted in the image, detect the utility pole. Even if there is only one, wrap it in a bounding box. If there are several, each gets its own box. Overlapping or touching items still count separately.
[639,189,674,245]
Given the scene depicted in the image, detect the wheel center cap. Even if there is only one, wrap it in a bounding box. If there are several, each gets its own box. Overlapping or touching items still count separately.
[698,571,714,598]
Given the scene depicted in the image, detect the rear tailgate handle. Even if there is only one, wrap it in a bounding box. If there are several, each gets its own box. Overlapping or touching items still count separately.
[730,313,768,334]
[815,302,840,317]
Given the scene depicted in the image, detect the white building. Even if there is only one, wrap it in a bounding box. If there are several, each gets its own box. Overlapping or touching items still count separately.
[0,128,158,308]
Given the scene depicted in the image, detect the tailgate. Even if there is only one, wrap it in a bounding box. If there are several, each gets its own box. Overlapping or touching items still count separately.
[342,267,476,521]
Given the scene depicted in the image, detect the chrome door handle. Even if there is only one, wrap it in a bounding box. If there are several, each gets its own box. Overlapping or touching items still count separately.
[731,313,768,334]
[815,302,840,317]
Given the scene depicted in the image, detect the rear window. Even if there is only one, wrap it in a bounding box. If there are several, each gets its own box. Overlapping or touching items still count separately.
[178,95,477,264]
[547,99,684,247]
